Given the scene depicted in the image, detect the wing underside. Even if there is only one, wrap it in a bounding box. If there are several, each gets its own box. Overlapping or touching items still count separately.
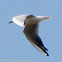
[23,23,49,56]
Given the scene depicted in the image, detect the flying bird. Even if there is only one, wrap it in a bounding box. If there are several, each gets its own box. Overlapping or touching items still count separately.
[9,14,51,56]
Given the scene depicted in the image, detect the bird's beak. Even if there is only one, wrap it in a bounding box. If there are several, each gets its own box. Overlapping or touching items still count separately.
[9,21,13,24]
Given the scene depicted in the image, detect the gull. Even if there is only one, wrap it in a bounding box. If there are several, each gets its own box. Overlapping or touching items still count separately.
[9,14,51,56]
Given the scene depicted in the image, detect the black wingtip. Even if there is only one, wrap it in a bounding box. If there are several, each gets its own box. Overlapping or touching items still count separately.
[43,47,48,51]
[47,53,49,56]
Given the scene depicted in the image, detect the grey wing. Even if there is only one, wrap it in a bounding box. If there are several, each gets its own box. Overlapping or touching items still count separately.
[23,23,49,56]
[23,23,39,34]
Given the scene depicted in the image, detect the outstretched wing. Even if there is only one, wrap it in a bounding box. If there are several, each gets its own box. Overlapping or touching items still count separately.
[23,23,49,56]
[23,23,39,34]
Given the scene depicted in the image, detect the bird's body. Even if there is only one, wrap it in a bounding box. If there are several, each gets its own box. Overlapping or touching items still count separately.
[9,14,51,56]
